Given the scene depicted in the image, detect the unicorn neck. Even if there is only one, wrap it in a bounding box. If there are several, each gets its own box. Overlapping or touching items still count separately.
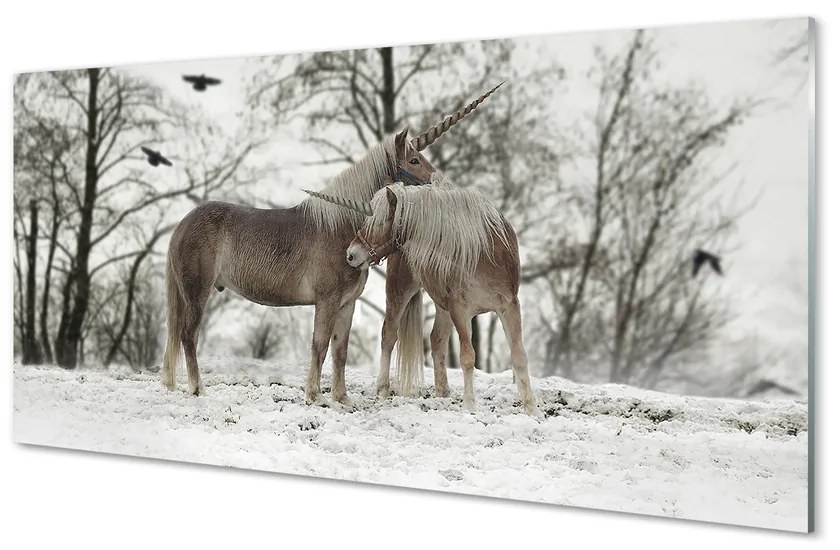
[302,137,396,233]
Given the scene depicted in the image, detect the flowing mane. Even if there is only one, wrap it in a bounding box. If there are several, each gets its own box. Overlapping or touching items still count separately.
[302,136,398,233]
[369,179,511,283]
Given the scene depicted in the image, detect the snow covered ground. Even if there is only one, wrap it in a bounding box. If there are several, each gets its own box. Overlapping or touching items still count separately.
[13,358,809,532]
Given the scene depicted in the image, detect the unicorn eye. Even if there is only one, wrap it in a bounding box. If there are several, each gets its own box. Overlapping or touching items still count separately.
[409,158,420,165]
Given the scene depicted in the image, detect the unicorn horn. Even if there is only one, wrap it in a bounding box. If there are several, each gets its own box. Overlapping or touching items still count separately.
[411,81,505,152]
[303,189,373,216]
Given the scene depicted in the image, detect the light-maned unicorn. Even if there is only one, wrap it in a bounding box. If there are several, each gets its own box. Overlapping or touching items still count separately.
[307,182,538,414]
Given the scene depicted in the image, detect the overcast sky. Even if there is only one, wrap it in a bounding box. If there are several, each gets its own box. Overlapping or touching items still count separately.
[123,17,810,361]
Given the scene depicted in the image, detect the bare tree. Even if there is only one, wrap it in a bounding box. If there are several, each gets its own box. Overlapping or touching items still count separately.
[12,211,28,360]
[760,19,810,101]
[123,277,166,369]
[102,220,173,366]
[13,76,65,363]
[91,261,165,369]
[13,198,44,364]
[250,44,477,148]
[539,31,755,386]
[236,306,314,363]
[13,68,262,368]
[14,84,76,363]
[247,312,283,360]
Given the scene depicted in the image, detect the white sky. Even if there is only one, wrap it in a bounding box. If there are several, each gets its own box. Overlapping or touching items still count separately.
[123,17,810,361]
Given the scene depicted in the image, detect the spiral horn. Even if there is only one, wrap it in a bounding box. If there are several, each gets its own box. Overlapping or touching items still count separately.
[410,81,505,152]
[303,189,373,216]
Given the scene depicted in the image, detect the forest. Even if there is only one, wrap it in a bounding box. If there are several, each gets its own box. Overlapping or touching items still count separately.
[12,23,809,398]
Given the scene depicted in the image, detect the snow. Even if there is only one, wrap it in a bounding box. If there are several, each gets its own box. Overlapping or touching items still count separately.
[13,359,808,532]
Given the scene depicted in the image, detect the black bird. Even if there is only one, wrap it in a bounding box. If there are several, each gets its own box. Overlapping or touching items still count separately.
[692,249,723,278]
[182,74,222,91]
[140,146,173,167]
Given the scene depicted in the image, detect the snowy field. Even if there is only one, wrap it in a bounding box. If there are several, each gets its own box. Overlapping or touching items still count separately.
[13,359,808,532]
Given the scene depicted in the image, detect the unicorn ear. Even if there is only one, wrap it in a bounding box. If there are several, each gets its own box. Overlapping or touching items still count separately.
[385,187,398,216]
[395,127,410,157]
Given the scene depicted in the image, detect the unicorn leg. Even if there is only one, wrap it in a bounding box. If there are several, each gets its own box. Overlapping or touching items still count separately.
[430,306,453,397]
[498,300,537,414]
[449,309,476,410]
[376,295,410,398]
[305,302,339,405]
[180,279,214,397]
[330,301,355,405]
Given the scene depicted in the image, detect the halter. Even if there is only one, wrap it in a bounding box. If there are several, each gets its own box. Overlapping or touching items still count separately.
[396,166,431,186]
[355,229,402,266]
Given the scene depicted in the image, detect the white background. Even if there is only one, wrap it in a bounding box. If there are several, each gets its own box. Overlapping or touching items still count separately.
[0,1,834,548]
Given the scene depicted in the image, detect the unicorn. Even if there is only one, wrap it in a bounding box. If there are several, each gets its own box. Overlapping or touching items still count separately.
[307,182,538,414]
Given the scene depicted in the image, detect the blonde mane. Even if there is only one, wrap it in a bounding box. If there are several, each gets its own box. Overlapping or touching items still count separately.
[302,136,397,233]
[369,179,511,283]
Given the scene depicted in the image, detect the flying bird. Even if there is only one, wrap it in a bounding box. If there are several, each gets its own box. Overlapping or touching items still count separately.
[182,74,222,91]
[692,249,723,278]
[140,146,173,167]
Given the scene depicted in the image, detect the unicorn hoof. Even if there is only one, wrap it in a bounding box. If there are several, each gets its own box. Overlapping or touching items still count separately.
[528,409,545,421]
[435,386,451,398]
[523,400,543,419]
[333,392,352,407]
[332,398,354,412]
[304,387,324,405]
[308,394,330,407]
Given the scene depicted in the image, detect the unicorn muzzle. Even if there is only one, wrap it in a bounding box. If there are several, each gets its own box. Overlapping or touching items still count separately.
[346,244,369,269]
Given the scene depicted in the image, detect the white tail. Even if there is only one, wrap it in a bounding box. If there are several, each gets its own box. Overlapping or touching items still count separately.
[161,259,183,391]
[394,291,425,396]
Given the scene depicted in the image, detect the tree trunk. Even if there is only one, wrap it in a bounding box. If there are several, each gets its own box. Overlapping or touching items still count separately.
[13,245,25,354]
[22,199,42,364]
[103,250,150,366]
[54,266,74,363]
[39,202,59,363]
[56,68,100,369]
[379,47,395,134]
[609,325,626,383]
[611,219,660,384]
[553,33,640,380]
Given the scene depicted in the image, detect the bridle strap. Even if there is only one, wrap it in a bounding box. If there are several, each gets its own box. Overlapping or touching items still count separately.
[396,167,431,186]
[355,229,401,266]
